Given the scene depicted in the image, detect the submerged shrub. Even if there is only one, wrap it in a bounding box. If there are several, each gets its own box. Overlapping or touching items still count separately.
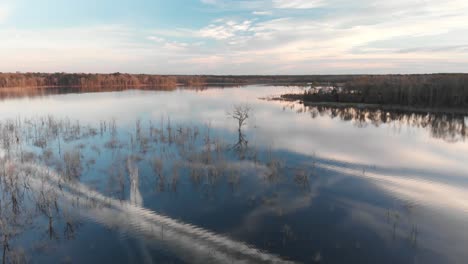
[63,150,82,179]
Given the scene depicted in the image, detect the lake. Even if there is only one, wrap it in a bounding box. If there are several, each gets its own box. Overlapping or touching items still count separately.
[0,85,467,264]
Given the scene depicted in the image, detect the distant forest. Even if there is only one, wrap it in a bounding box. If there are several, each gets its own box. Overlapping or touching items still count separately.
[0,72,360,88]
[281,74,468,108]
[2,72,468,108]
[0,73,180,88]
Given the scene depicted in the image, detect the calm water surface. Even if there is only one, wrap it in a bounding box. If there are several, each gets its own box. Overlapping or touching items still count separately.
[0,85,467,263]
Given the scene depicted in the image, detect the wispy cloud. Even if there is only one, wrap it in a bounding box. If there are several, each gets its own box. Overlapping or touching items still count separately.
[193,0,468,73]
[0,3,12,24]
[252,11,272,16]
[272,0,324,9]
[0,0,467,73]
[201,0,325,10]
[199,20,253,40]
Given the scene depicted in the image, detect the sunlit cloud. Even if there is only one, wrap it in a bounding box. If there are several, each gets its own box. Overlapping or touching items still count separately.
[199,20,254,40]
[0,0,467,73]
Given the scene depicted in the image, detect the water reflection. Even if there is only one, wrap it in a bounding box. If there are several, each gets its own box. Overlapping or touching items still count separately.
[0,86,467,263]
[0,85,244,101]
[0,86,173,101]
[279,102,468,143]
[0,115,299,263]
[27,162,292,264]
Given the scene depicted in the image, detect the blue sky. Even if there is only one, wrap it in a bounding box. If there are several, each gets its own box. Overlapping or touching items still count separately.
[0,0,467,74]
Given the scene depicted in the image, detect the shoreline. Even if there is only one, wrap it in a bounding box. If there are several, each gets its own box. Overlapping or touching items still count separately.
[273,96,468,115]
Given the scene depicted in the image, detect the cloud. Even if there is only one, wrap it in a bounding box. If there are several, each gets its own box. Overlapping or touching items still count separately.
[192,0,468,73]
[252,11,272,16]
[272,0,324,9]
[200,0,218,4]
[0,25,201,73]
[148,35,193,51]
[201,0,325,10]
[1,0,468,73]
[147,36,165,43]
[0,3,11,23]
[199,20,254,40]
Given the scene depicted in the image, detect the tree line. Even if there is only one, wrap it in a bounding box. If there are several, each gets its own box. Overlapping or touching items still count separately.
[0,73,358,88]
[283,74,468,108]
[0,73,210,88]
[3,73,468,108]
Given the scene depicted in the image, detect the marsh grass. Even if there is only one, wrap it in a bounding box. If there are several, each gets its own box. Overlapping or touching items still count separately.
[170,163,180,192]
[294,169,310,190]
[62,208,81,241]
[63,150,82,180]
[281,224,294,246]
[107,157,126,201]
[227,168,240,192]
[152,157,165,192]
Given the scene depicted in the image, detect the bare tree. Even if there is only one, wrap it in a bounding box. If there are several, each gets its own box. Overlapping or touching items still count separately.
[227,104,251,133]
[227,104,252,159]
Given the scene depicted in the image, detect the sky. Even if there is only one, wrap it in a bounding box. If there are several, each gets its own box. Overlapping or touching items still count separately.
[0,0,468,74]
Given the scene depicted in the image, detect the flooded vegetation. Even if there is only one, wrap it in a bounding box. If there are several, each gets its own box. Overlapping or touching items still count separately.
[0,85,467,263]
